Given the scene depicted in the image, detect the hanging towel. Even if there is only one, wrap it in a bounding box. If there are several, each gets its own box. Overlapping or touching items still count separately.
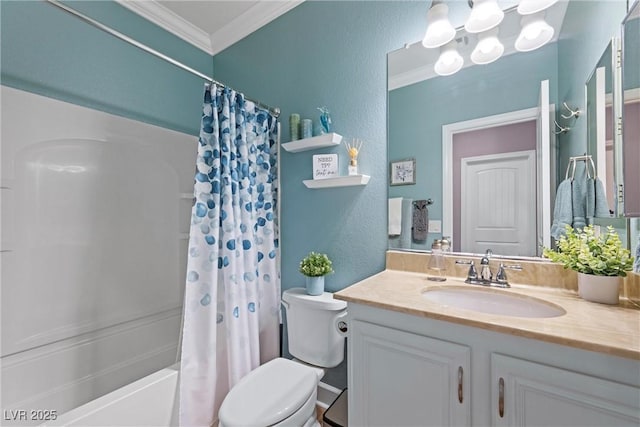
[399,198,413,248]
[388,198,403,236]
[590,177,611,217]
[412,200,429,242]
[571,167,588,230]
[551,179,573,240]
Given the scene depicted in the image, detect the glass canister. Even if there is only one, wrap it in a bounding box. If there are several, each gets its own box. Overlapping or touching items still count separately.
[427,239,447,282]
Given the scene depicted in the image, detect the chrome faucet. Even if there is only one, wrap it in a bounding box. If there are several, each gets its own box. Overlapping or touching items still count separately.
[456,249,522,288]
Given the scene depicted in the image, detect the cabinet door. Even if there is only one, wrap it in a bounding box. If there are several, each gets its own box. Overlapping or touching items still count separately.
[350,320,470,426]
[492,353,640,426]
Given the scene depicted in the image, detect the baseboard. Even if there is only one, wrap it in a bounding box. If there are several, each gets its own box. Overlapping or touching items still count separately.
[316,381,342,409]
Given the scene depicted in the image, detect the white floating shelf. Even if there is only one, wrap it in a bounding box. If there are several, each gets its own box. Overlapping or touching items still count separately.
[282,132,342,153]
[303,174,370,189]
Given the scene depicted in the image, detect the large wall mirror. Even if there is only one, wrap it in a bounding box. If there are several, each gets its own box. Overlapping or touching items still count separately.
[387,0,632,259]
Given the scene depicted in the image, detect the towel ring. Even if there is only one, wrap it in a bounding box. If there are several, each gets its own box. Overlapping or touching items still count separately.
[565,156,597,180]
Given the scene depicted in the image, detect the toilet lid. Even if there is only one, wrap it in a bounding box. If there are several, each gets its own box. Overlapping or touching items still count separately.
[219,358,318,426]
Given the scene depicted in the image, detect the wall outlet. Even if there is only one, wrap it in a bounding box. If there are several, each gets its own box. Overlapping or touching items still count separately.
[429,220,442,233]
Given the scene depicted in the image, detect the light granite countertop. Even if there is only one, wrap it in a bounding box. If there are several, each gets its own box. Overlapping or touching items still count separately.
[334,269,640,360]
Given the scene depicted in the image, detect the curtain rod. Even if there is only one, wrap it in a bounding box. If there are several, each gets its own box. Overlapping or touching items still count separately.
[45,0,281,118]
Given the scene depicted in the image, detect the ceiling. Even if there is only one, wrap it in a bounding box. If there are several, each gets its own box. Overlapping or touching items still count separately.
[116,0,304,56]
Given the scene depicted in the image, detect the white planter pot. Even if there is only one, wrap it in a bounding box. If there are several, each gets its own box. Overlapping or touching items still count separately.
[577,272,621,305]
[305,276,325,296]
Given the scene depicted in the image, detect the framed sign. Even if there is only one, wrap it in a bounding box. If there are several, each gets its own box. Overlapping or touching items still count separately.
[390,158,416,185]
[313,154,339,180]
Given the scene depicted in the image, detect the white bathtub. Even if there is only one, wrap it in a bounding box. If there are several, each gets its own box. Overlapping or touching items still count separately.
[42,364,180,427]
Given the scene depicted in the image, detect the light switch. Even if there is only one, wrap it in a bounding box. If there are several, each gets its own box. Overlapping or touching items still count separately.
[429,220,442,233]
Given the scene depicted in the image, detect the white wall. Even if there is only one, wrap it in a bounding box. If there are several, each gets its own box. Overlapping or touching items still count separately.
[1,86,195,424]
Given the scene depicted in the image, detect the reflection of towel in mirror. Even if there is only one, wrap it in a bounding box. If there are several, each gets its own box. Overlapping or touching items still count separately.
[571,167,588,230]
[399,198,413,248]
[388,198,403,236]
[412,200,429,241]
[586,177,611,218]
[551,179,573,240]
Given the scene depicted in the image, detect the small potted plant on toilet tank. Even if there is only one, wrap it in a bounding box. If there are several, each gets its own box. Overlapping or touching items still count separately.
[543,225,633,304]
[299,252,334,295]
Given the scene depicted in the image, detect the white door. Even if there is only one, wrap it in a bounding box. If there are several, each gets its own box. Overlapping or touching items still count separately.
[350,320,471,427]
[492,354,640,426]
[461,150,536,256]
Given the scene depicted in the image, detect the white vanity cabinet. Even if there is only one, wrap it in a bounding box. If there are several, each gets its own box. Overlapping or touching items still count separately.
[492,354,640,426]
[350,320,470,426]
[346,303,640,427]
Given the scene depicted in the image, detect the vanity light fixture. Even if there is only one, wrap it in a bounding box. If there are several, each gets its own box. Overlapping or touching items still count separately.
[434,40,464,76]
[464,0,504,33]
[515,12,554,52]
[517,0,559,15]
[470,27,504,64]
[422,0,558,76]
[422,2,456,48]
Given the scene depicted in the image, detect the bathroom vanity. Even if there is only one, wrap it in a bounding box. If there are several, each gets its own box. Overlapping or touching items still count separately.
[335,263,640,426]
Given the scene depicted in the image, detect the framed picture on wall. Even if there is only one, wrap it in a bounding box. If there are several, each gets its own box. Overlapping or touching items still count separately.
[390,158,416,186]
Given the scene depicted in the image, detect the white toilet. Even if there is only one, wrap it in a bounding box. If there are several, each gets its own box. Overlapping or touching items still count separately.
[218,288,348,427]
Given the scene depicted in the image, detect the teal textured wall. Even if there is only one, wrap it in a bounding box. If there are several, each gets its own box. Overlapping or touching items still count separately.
[1,0,212,135]
[213,1,428,294]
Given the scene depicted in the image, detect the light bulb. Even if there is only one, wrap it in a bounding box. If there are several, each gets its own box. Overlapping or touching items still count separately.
[517,0,559,15]
[471,28,504,65]
[465,0,504,33]
[422,3,456,48]
[435,40,464,76]
[523,24,542,40]
[515,12,554,52]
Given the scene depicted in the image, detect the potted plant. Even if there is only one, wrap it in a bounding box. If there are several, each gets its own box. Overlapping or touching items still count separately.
[299,252,334,295]
[543,225,633,304]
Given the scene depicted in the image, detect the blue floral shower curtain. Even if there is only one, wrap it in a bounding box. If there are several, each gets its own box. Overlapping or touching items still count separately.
[179,84,280,427]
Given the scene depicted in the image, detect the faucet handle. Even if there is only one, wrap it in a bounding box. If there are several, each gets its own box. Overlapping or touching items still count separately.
[467,261,478,281]
[455,259,476,277]
[494,263,523,287]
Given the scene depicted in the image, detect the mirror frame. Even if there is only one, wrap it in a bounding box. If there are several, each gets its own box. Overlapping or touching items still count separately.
[585,37,622,218]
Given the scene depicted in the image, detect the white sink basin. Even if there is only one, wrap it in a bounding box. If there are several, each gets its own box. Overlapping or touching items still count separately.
[422,287,566,318]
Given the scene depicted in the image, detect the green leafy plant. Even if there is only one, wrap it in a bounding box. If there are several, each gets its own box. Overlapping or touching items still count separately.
[543,225,633,277]
[299,252,334,277]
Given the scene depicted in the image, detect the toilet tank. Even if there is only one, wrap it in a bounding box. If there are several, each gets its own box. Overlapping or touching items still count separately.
[282,288,347,368]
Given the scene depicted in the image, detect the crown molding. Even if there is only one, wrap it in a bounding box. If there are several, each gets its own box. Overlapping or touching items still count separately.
[115,0,213,55]
[209,1,304,56]
[116,1,303,57]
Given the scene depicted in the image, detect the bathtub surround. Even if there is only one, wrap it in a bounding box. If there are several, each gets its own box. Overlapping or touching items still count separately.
[180,85,280,426]
[0,86,195,423]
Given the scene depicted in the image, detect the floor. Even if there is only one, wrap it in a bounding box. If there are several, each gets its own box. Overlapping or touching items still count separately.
[316,404,326,424]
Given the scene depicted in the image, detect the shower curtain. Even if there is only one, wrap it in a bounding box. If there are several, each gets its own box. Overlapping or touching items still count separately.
[179,84,280,427]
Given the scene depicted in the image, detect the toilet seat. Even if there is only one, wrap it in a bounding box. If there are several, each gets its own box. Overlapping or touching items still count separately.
[218,358,319,427]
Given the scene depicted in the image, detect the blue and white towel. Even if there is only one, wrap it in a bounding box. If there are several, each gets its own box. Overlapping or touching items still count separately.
[551,179,573,240]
